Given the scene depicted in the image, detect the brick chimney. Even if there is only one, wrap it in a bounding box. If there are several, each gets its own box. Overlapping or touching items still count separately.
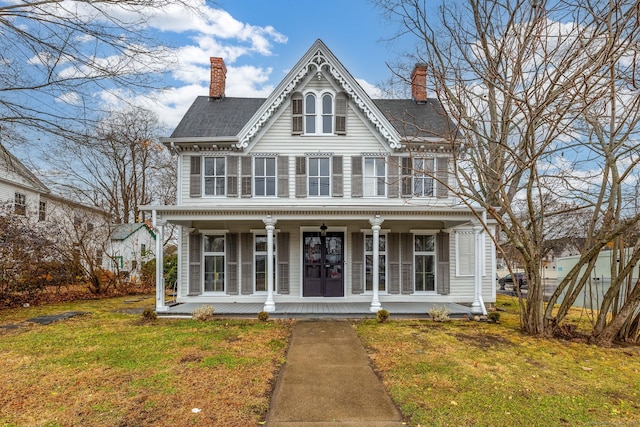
[209,57,227,99]
[411,64,428,103]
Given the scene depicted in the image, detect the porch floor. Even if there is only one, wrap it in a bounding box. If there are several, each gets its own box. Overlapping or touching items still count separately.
[158,301,473,318]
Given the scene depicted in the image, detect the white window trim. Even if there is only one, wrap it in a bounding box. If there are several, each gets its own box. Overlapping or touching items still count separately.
[413,157,436,197]
[253,232,278,294]
[455,230,475,277]
[253,156,277,197]
[202,156,226,197]
[202,232,226,294]
[363,231,388,294]
[413,232,437,293]
[363,157,387,198]
[307,156,332,197]
[303,89,336,135]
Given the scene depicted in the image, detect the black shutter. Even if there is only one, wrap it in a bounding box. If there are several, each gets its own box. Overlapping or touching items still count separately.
[388,233,400,294]
[401,157,412,197]
[241,156,252,197]
[189,156,202,198]
[332,155,343,197]
[388,156,399,198]
[351,155,362,198]
[295,156,307,198]
[188,233,202,295]
[351,232,364,294]
[401,233,413,294]
[335,93,347,135]
[226,233,238,295]
[240,233,253,295]
[292,93,303,135]
[278,155,289,198]
[277,232,290,294]
[436,157,449,198]
[437,232,451,295]
[227,156,238,197]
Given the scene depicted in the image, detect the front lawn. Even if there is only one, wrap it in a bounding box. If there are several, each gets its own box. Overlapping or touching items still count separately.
[0,296,292,427]
[355,296,640,427]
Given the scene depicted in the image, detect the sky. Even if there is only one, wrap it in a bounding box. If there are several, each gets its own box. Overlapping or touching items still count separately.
[141,0,412,130]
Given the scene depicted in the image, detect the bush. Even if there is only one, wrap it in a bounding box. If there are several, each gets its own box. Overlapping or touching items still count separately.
[488,312,501,323]
[429,305,450,322]
[141,307,157,321]
[257,311,269,322]
[192,304,215,321]
[376,309,390,323]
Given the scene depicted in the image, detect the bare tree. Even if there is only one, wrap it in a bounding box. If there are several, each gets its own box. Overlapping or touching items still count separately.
[49,106,176,224]
[0,0,196,140]
[375,0,640,342]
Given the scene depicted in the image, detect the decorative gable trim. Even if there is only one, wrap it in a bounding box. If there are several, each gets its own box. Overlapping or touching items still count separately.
[236,39,401,150]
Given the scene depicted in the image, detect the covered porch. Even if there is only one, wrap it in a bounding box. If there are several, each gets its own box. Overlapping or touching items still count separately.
[157,301,473,318]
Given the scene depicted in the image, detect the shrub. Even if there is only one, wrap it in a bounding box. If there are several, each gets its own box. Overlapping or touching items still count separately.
[428,305,450,322]
[192,304,215,321]
[141,307,157,321]
[488,312,501,323]
[257,311,269,322]
[376,309,390,323]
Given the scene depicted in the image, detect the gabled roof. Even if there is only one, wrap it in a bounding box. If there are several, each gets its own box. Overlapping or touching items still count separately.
[110,223,156,241]
[0,143,50,193]
[163,39,455,150]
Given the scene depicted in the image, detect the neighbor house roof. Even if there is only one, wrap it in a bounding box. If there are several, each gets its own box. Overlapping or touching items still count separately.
[110,223,156,241]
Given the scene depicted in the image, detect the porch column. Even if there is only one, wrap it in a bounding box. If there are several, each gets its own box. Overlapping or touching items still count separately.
[153,214,167,312]
[263,215,277,313]
[369,215,384,312]
[470,223,487,315]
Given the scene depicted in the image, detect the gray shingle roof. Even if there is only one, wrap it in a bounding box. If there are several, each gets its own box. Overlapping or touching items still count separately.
[170,97,265,138]
[111,223,155,241]
[169,96,455,140]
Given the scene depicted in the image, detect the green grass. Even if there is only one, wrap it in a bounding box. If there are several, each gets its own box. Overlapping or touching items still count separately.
[0,295,292,427]
[354,295,640,427]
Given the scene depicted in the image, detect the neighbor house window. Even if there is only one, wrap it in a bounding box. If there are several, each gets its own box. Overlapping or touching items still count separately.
[308,157,330,196]
[254,157,276,196]
[203,235,225,292]
[254,234,276,293]
[204,157,226,196]
[413,158,435,197]
[14,192,26,215]
[415,234,436,292]
[364,158,386,197]
[304,92,334,135]
[365,234,386,292]
[38,201,46,221]
[140,244,146,256]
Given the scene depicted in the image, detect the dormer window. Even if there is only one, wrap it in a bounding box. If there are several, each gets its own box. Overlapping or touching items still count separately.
[292,91,347,135]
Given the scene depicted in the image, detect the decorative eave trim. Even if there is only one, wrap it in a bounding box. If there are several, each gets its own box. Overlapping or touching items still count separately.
[235,39,401,149]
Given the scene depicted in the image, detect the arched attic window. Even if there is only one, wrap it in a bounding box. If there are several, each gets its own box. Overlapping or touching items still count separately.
[292,91,348,135]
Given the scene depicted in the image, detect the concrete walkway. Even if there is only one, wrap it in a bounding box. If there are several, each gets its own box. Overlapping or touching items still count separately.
[266,320,405,426]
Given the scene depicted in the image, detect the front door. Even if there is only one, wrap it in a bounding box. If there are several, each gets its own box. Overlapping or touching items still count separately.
[303,232,344,297]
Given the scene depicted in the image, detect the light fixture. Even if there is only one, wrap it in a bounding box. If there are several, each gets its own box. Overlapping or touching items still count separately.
[320,223,328,237]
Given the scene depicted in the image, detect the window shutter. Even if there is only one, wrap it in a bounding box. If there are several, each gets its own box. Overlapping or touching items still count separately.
[227,156,239,197]
[277,232,290,294]
[437,232,451,295]
[388,233,400,294]
[241,156,252,197]
[335,93,347,135]
[226,233,239,294]
[295,156,307,198]
[388,156,399,198]
[436,157,449,198]
[332,155,343,197]
[351,155,363,198]
[401,157,412,197]
[189,156,202,198]
[278,155,289,198]
[188,233,202,295]
[457,232,474,276]
[351,232,364,294]
[401,233,413,294]
[292,93,303,135]
[240,233,253,295]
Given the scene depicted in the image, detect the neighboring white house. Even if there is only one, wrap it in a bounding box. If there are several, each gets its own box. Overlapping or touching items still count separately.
[104,222,157,279]
[142,39,496,315]
[0,143,110,265]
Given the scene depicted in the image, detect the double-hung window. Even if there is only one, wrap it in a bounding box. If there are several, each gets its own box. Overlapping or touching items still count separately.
[414,234,436,292]
[414,158,435,197]
[14,192,26,215]
[308,157,330,196]
[254,157,276,197]
[365,234,386,292]
[254,234,276,293]
[204,157,226,196]
[203,235,225,292]
[364,157,386,197]
[38,201,46,221]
